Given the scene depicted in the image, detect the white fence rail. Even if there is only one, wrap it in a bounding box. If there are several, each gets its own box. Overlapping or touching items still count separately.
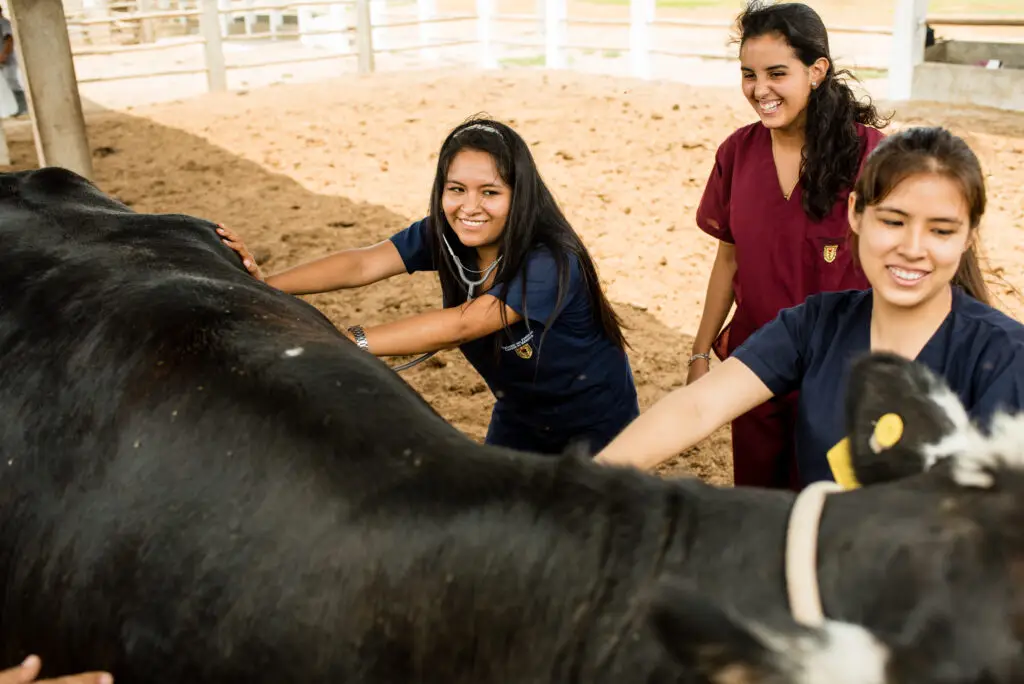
[58,0,1024,99]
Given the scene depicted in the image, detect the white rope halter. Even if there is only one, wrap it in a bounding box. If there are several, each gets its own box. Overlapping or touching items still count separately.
[784,480,844,626]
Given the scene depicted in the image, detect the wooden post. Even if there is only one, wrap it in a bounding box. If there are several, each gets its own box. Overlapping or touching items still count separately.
[354,0,375,74]
[87,0,112,45]
[888,0,929,101]
[629,0,654,79]
[369,0,385,51]
[8,0,94,180]
[217,0,232,37]
[138,0,156,43]
[476,0,495,69]
[328,2,349,53]
[243,0,255,36]
[199,0,227,92]
[544,0,566,70]
[418,0,436,62]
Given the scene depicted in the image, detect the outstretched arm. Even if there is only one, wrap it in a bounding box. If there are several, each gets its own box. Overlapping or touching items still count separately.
[345,294,522,356]
[217,225,407,294]
[595,357,773,471]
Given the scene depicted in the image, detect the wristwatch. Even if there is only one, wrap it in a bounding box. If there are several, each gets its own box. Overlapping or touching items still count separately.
[347,325,369,352]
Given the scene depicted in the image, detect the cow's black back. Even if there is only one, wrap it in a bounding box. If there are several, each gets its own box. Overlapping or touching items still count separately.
[0,168,710,682]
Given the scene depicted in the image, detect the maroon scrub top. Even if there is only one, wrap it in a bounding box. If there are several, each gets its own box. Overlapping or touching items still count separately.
[697,121,884,357]
[695,121,884,489]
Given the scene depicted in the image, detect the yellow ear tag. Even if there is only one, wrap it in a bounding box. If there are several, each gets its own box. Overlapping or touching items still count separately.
[870,413,904,452]
[826,437,861,490]
[826,413,904,491]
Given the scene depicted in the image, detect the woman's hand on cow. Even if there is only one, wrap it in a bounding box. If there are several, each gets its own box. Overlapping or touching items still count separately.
[0,655,112,684]
[216,224,265,282]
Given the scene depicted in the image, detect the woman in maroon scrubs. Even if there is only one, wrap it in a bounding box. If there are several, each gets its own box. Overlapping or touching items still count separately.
[686,1,888,489]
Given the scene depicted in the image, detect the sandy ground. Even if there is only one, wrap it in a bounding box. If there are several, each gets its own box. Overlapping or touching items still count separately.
[4,1,1024,485]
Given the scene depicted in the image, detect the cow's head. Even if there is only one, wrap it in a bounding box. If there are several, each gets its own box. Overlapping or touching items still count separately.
[647,580,891,684]
[844,352,1024,490]
[836,352,1024,683]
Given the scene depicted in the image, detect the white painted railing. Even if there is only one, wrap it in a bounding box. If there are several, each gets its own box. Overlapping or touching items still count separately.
[57,0,1024,100]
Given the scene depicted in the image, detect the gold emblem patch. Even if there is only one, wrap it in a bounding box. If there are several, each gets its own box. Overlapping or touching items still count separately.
[823,244,838,263]
[514,343,533,359]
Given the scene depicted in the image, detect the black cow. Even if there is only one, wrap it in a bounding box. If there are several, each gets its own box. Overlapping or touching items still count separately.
[0,167,1020,683]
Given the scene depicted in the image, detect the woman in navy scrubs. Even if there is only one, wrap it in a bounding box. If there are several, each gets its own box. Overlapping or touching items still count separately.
[596,127,1024,485]
[219,118,639,456]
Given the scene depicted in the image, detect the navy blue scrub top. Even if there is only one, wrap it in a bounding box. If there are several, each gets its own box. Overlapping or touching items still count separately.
[732,287,1024,486]
[389,217,639,442]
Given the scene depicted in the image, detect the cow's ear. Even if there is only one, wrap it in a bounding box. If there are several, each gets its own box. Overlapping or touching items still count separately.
[646,581,890,684]
[842,352,973,487]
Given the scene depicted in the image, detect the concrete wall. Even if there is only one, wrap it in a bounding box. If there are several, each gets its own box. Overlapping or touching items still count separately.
[912,60,1024,112]
[926,40,1024,69]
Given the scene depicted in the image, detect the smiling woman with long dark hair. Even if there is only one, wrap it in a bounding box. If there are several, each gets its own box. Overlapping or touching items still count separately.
[684,0,890,490]
[217,117,639,456]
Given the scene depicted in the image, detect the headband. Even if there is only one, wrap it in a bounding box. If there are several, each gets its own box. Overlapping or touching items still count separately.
[458,123,502,137]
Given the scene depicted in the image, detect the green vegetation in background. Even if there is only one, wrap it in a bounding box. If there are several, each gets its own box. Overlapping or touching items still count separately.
[498,54,551,68]
[849,68,888,80]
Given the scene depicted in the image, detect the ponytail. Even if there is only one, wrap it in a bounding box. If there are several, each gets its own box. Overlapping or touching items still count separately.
[954,244,991,305]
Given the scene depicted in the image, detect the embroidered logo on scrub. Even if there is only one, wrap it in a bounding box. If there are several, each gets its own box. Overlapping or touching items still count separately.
[502,330,534,360]
[823,244,838,263]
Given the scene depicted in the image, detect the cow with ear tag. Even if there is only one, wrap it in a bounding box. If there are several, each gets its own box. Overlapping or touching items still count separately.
[805,352,1024,684]
[1,164,1023,684]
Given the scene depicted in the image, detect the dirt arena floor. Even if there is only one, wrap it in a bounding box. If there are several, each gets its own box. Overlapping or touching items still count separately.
[4,1,1023,486]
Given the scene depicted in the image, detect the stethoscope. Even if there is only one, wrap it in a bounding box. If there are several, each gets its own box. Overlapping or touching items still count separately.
[389,228,502,373]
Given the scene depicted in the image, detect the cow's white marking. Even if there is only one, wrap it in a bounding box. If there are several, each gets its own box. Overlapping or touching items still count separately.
[945,411,1024,489]
[921,386,974,471]
[919,385,1024,489]
[758,619,889,684]
[283,347,304,358]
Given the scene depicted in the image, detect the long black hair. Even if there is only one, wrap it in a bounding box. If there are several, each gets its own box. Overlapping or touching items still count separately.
[426,117,627,351]
[735,1,891,221]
